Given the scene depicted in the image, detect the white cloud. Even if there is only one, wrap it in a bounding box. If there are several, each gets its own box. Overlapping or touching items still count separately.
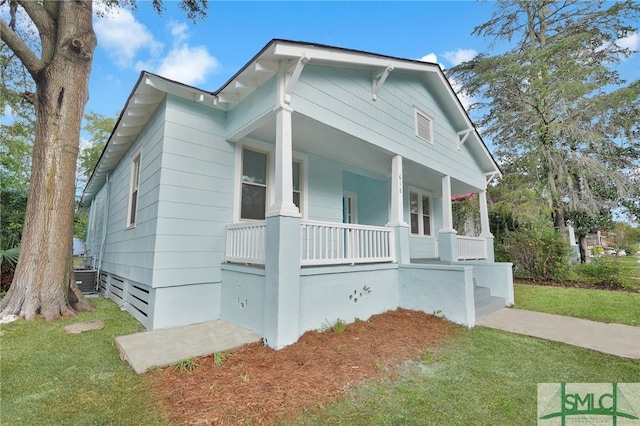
[94,8,219,86]
[617,32,640,51]
[443,48,477,67]
[94,8,162,68]
[168,21,189,43]
[419,53,439,64]
[155,44,220,85]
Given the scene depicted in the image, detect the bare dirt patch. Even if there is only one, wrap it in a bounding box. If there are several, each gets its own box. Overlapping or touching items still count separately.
[153,308,459,425]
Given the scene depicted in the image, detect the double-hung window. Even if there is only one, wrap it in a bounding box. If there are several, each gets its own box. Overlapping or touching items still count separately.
[239,147,303,220]
[409,189,432,236]
[127,152,141,227]
[241,149,268,220]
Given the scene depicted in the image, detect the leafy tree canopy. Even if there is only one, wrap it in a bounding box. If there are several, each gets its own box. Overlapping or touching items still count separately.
[449,0,640,227]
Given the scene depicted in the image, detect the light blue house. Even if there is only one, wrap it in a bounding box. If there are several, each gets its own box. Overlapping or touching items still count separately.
[81,40,513,348]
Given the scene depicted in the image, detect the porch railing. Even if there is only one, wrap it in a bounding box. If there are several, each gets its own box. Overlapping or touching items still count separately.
[301,220,395,266]
[456,236,487,260]
[225,221,266,264]
[225,220,395,266]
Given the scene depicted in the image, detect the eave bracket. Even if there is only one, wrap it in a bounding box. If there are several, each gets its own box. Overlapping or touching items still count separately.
[284,54,310,104]
[372,65,394,100]
[457,129,473,150]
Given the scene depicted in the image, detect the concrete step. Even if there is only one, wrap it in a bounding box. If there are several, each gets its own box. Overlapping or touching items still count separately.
[476,295,506,318]
[474,285,491,302]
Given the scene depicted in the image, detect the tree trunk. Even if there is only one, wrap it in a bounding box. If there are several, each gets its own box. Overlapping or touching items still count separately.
[0,2,96,321]
[578,234,589,264]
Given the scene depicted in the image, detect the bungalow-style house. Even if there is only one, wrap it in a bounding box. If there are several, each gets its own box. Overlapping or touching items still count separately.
[81,40,513,348]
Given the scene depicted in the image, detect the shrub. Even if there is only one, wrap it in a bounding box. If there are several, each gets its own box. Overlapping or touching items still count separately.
[572,258,629,289]
[500,221,571,281]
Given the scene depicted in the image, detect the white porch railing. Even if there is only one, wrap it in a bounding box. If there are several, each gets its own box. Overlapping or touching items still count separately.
[225,220,396,266]
[456,236,487,260]
[301,220,395,266]
[225,222,266,264]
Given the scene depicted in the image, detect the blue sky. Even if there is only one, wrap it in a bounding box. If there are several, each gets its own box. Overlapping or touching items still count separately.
[87,1,509,118]
[87,1,639,144]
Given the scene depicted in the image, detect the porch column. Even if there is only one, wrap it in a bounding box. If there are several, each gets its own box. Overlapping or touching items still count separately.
[478,189,494,262]
[387,155,410,264]
[264,215,301,349]
[438,175,458,262]
[267,104,300,218]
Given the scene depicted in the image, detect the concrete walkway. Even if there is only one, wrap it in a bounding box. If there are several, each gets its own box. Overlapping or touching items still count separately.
[115,320,261,374]
[477,308,640,359]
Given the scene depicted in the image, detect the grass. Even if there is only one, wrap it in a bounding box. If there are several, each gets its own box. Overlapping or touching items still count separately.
[2,280,638,425]
[616,254,640,289]
[514,284,640,326]
[287,327,640,425]
[0,296,167,426]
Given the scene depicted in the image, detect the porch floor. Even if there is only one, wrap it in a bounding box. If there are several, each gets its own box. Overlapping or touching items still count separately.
[115,320,261,374]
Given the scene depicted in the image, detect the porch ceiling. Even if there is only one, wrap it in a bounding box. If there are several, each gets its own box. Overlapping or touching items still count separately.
[250,113,393,179]
[247,113,479,196]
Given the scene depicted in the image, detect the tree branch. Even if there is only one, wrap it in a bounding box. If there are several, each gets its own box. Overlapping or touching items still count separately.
[18,0,57,63]
[0,18,44,78]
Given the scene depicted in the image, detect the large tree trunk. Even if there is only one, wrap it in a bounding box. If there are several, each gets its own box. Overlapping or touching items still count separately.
[0,1,96,321]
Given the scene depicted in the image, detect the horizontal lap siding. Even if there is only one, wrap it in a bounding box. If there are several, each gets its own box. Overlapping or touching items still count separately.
[226,76,277,138]
[306,154,343,222]
[153,95,233,287]
[94,101,165,285]
[293,65,485,187]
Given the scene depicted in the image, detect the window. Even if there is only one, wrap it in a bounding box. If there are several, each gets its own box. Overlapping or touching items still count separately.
[127,153,141,227]
[241,149,268,220]
[293,161,302,211]
[415,108,433,144]
[239,147,304,220]
[409,189,432,236]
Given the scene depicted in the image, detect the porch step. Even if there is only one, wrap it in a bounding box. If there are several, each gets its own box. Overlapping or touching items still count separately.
[474,285,506,318]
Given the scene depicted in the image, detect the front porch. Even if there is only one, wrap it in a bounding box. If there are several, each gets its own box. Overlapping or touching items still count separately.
[221,218,513,346]
[225,220,490,266]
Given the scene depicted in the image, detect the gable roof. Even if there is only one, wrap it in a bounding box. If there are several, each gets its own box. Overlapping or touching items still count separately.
[81,39,501,206]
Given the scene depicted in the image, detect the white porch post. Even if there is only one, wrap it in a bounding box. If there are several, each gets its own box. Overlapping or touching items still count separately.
[441,175,455,233]
[438,175,458,262]
[386,155,410,263]
[479,190,492,237]
[267,103,300,218]
[263,67,302,349]
[388,155,405,227]
[478,189,494,262]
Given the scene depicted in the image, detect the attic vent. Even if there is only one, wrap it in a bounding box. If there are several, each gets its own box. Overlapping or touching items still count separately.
[415,108,433,144]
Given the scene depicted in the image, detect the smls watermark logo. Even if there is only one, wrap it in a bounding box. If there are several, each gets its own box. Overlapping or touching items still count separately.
[538,383,640,425]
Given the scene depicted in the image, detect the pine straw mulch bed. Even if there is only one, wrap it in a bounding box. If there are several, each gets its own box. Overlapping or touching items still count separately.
[153,308,460,425]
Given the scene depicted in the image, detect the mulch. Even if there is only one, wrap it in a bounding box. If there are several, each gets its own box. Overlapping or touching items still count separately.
[153,308,460,425]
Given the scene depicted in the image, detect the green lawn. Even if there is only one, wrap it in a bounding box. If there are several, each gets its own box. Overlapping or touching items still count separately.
[287,326,640,425]
[514,284,640,326]
[0,297,166,426]
[2,285,639,425]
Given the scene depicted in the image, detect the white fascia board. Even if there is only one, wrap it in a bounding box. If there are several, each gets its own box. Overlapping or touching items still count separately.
[272,42,440,74]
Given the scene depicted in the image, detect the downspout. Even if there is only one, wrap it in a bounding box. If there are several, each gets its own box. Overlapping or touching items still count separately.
[96,172,111,289]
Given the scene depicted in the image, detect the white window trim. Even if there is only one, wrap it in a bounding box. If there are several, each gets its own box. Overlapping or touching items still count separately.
[126,149,142,228]
[233,139,308,222]
[414,107,434,145]
[408,186,433,237]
